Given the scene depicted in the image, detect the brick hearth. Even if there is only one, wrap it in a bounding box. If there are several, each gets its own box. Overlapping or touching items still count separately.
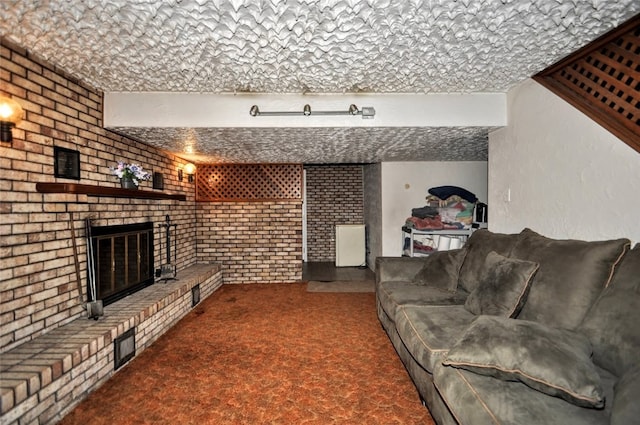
[1,264,222,425]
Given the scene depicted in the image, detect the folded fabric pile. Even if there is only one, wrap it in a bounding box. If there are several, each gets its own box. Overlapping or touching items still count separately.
[405,186,477,230]
[403,235,436,255]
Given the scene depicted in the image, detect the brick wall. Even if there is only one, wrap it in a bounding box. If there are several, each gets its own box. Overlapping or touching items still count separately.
[0,35,308,425]
[0,36,309,355]
[304,165,364,262]
[0,37,197,352]
[197,201,303,283]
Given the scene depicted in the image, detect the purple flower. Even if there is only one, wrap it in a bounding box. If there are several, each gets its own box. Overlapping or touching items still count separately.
[109,162,151,186]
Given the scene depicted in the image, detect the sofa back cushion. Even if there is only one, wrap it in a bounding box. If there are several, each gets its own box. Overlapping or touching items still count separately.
[512,228,630,330]
[457,229,521,293]
[579,244,640,377]
[413,248,467,291]
[610,364,640,425]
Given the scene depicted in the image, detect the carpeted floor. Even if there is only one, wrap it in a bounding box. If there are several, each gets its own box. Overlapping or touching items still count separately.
[59,283,435,425]
[306,280,375,293]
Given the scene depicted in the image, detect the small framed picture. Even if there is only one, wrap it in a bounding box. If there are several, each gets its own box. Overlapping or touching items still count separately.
[54,147,80,180]
[153,172,164,190]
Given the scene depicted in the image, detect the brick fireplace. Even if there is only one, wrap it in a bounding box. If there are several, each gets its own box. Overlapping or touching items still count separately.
[1,36,305,424]
[0,36,305,352]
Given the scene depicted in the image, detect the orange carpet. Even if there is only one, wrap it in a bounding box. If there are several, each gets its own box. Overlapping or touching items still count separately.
[59,283,435,424]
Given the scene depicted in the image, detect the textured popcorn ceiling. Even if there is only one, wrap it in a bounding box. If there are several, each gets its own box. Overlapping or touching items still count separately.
[1,1,638,163]
[113,126,492,163]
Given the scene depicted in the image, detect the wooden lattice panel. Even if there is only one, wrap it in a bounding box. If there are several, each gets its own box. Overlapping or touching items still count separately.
[534,14,640,154]
[196,163,302,201]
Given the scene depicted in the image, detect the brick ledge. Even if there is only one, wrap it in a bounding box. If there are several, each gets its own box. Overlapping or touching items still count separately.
[0,263,222,423]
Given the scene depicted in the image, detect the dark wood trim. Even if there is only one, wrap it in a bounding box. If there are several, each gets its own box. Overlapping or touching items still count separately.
[533,13,640,154]
[195,163,302,202]
[36,182,187,201]
[533,77,640,153]
[194,198,303,203]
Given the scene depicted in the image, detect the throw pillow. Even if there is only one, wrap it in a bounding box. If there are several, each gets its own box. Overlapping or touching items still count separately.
[442,315,605,408]
[511,228,630,330]
[457,229,522,293]
[413,248,467,292]
[464,251,539,317]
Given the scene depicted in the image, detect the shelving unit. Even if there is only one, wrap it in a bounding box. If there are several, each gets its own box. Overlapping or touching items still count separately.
[402,226,473,257]
[35,182,187,201]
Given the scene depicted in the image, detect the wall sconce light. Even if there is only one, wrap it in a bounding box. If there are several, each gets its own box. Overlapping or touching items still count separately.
[0,95,24,142]
[179,163,196,183]
[184,163,196,182]
[249,104,375,119]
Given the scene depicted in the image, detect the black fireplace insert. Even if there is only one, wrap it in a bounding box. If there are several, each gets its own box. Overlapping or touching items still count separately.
[90,222,154,306]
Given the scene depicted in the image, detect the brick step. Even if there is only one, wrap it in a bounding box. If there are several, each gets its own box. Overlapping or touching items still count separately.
[0,263,222,425]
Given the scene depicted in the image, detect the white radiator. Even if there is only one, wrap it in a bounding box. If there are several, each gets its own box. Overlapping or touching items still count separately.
[335,224,366,267]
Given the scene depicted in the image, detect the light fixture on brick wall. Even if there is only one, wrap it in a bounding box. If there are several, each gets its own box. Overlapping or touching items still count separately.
[249,104,375,119]
[178,163,197,183]
[0,95,24,142]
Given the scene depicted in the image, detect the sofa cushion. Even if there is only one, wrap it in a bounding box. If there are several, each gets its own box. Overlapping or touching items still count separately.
[611,364,640,425]
[464,251,539,317]
[413,248,467,291]
[442,315,605,408]
[579,244,640,377]
[434,361,615,425]
[375,256,426,285]
[395,305,476,373]
[457,229,521,293]
[377,281,469,324]
[511,228,630,330]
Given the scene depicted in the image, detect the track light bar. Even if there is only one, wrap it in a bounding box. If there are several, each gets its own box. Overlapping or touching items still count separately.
[249,104,375,119]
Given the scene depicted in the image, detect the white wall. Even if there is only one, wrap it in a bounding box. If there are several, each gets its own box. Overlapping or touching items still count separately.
[381,161,488,256]
[488,79,640,244]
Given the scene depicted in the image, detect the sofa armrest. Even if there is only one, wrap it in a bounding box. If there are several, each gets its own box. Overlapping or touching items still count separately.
[375,256,426,284]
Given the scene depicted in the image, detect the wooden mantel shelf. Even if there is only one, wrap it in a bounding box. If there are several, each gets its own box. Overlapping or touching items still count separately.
[36,182,187,201]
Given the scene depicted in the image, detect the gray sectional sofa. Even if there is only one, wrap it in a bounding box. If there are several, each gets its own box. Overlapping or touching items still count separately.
[376,228,640,425]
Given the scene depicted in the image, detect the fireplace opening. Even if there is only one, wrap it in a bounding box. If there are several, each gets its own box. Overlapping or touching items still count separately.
[90,222,154,306]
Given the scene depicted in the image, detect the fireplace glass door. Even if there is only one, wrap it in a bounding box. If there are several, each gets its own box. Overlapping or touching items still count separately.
[91,222,154,305]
